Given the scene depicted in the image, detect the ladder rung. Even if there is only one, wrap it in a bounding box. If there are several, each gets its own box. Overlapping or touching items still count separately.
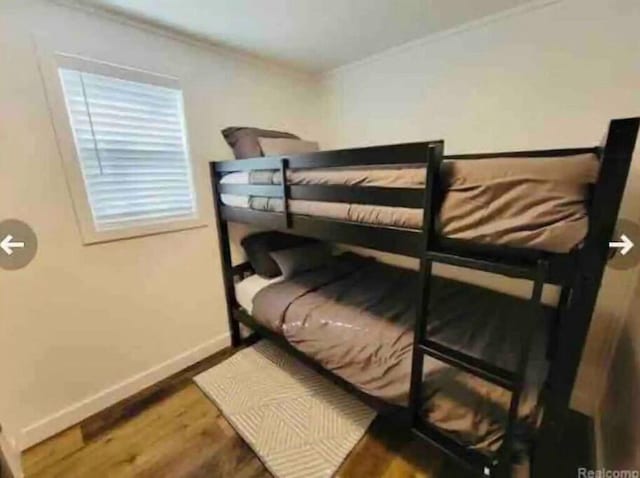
[425,250,536,280]
[419,339,517,391]
[412,419,495,475]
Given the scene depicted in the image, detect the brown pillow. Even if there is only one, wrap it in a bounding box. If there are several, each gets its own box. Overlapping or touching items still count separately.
[258,137,319,156]
[221,127,299,159]
[269,242,333,279]
[241,232,316,278]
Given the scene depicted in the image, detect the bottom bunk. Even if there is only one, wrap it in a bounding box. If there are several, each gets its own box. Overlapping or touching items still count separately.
[231,252,550,463]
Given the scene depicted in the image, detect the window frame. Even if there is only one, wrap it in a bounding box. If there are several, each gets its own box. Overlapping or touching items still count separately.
[40,52,206,244]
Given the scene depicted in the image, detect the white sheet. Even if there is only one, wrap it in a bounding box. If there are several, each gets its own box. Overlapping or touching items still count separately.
[220,172,249,184]
[235,274,283,314]
[220,194,250,208]
[220,172,250,208]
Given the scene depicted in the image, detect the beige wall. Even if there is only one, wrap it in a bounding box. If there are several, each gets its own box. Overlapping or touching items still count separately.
[0,0,321,451]
[321,0,640,413]
[599,276,640,470]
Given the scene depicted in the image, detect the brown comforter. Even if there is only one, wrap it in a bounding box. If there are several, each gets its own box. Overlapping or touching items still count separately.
[244,153,600,253]
[251,254,549,454]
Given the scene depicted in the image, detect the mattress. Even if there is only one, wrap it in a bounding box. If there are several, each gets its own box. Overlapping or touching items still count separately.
[239,253,550,455]
[220,153,600,253]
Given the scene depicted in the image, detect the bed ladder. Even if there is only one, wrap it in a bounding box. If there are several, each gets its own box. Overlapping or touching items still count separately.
[408,142,550,476]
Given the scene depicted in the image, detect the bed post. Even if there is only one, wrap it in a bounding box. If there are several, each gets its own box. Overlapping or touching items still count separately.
[533,118,639,477]
[408,141,443,423]
[279,158,291,228]
[210,162,242,347]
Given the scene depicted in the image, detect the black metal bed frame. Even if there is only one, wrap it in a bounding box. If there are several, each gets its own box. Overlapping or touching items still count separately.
[209,117,639,477]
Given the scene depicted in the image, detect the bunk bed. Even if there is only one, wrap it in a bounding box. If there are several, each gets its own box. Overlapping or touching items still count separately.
[209,117,639,477]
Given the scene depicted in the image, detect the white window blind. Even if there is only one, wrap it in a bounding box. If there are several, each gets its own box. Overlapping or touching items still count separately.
[58,68,197,231]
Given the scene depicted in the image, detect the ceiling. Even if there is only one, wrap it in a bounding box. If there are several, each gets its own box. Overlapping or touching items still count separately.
[81,0,535,73]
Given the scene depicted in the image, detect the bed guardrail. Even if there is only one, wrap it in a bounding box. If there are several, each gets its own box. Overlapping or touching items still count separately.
[210,140,443,255]
[209,139,596,284]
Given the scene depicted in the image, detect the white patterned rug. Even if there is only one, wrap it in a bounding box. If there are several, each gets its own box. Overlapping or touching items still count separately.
[194,341,376,478]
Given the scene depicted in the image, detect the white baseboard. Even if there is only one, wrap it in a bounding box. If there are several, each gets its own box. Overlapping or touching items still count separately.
[1,431,24,478]
[593,408,604,469]
[18,333,230,451]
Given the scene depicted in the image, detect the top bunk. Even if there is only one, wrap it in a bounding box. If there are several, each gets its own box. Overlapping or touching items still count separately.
[210,118,639,286]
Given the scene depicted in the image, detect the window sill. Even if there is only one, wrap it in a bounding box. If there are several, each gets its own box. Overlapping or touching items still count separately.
[81,218,209,245]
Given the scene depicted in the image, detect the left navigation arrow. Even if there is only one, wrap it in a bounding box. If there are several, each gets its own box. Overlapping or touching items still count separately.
[1,234,25,256]
[0,219,38,270]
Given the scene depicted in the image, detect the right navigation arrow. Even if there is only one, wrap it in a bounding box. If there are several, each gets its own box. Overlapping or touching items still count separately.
[609,234,634,256]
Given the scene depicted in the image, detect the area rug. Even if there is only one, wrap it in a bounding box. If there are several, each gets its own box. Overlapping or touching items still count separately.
[194,341,376,478]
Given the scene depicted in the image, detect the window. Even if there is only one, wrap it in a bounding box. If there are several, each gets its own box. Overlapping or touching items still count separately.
[50,54,201,242]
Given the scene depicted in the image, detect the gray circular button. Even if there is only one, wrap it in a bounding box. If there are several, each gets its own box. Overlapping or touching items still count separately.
[0,219,38,271]
[608,218,639,271]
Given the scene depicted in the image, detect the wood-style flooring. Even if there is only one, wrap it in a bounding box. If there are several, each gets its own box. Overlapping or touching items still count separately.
[24,380,475,478]
[22,344,592,477]
[22,345,472,478]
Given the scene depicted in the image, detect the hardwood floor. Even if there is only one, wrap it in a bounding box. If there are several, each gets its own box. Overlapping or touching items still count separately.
[24,381,472,478]
[22,346,472,478]
[23,384,268,478]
